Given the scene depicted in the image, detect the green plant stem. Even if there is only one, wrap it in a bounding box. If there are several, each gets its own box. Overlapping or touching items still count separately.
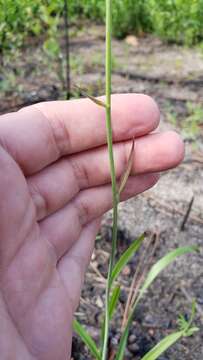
[102,1,119,359]
[63,0,71,100]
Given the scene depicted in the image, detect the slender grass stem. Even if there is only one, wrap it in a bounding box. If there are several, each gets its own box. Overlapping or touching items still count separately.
[102,1,119,359]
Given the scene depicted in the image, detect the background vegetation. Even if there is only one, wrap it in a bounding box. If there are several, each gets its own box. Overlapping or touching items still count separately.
[1,0,203,59]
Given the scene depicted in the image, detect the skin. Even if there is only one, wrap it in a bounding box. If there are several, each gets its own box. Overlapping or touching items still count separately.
[0,94,184,359]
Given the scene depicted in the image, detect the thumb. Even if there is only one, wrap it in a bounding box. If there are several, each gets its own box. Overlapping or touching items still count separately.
[0,145,35,267]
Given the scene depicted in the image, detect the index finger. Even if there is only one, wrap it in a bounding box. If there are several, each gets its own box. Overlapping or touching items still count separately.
[0,94,159,175]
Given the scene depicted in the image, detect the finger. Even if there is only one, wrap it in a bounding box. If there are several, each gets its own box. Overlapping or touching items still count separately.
[40,173,159,260]
[28,131,183,221]
[57,217,102,311]
[0,94,159,175]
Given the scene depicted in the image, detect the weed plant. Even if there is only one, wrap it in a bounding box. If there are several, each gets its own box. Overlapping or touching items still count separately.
[73,1,199,359]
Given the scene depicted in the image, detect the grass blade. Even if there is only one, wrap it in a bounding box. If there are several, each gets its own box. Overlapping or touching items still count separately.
[115,328,129,360]
[140,331,183,360]
[115,245,198,360]
[118,138,135,195]
[73,319,101,360]
[136,245,198,304]
[109,285,121,319]
[110,234,145,286]
[141,300,199,360]
[100,285,121,350]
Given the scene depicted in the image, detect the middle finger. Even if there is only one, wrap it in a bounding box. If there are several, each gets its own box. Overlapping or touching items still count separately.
[28,131,183,221]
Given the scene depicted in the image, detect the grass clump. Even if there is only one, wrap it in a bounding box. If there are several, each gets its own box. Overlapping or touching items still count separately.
[73,1,199,359]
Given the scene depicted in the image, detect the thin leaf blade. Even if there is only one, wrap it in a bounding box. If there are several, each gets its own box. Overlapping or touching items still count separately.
[73,319,101,360]
[100,285,121,350]
[140,331,183,360]
[110,233,145,286]
[137,245,198,304]
[115,326,129,360]
[109,285,121,319]
[140,298,199,360]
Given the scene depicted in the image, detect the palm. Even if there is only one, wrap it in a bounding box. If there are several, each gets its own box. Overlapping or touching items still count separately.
[0,94,183,360]
[0,143,79,359]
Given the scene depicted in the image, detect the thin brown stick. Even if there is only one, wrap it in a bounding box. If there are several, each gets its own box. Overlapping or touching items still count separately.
[180,196,194,231]
[121,233,153,329]
[122,232,160,330]
[109,349,116,360]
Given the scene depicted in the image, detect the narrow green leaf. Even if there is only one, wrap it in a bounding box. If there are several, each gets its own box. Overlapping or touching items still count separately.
[100,285,121,350]
[73,84,106,108]
[140,331,183,360]
[140,299,199,360]
[180,300,199,336]
[109,285,121,319]
[186,299,196,332]
[136,246,198,304]
[115,326,129,360]
[110,233,145,286]
[118,138,135,195]
[73,319,101,360]
[115,245,198,360]
[186,327,199,337]
[177,314,188,330]
[141,324,198,360]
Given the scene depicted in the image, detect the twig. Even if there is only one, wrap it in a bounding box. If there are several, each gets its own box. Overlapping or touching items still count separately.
[122,233,153,329]
[109,349,116,360]
[122,232,160,330]
[180,196,194,231]
[130,232,160,308]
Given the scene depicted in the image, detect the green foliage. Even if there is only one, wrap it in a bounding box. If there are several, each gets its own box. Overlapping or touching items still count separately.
[148,0,203,45]
[1,0,203,60]
[0,0,62,58]
[73,319,101,360]
[75,244,198,359]
[64,0,151,38]
[0,1,42,49]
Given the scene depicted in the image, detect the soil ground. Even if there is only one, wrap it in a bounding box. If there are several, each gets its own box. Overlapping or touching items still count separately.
[0,24,203,359]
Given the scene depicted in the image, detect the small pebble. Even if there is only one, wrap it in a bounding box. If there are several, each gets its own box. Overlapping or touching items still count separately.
[122,265,131,276]
[148,329,155,336]
[128,342,139,354]
[128,334,137,344]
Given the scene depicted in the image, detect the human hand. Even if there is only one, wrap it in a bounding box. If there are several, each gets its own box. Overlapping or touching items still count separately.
[0,94,184,360]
